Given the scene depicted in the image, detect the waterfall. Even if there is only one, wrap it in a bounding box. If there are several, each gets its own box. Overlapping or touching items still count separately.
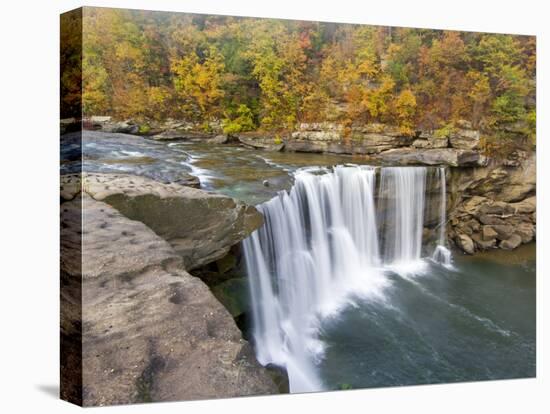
[377,167,427,273]
[243,165,450,393]
[431,167,453,267]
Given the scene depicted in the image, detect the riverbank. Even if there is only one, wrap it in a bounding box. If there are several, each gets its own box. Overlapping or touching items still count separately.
[60,171,279,405]
[63,126,536,255]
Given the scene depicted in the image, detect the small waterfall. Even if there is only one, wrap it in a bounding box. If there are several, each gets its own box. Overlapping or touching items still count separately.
[378,167,427,273]
[243,165,450,393]
[431,167,453,267]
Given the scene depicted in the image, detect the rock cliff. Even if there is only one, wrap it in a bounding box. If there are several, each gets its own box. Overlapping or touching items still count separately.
[60,173,277,406]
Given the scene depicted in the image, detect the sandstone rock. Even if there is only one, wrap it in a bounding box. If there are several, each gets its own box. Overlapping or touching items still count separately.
[510,196,536,214]
[298,122,343,132]
[499,154,536,202]
[479,201,515,216]
[478,214,506,225]
[289,123,413,154]
[238,134,285,151]
[206,134,229,144]
[412,139,431,149]
[515,222,535,243]
[62,195,276,406]
[291,130,341,141]
[461,196,489,214]
[102,120,139,135]
[490,224,515,240]
[449,128,481,150]
[472,233,497,250]
[78,172,263,270]
[456,233,475,254]
[376,148,484,167]
[482,225,498,241]
[90,116,112,123]
[152,130,212,141]
[456,219,480,236]
[500,234,523,250]
[412,134,448,149]
[456,119,473,129]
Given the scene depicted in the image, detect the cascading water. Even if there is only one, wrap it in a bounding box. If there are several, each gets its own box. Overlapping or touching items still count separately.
[243,165,450,393]
[431,167,453,268]
[377,167,427,273]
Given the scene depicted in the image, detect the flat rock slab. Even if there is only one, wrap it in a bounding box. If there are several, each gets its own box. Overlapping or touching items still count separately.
[61,172,263,270]
[62,195,276,406]
[375,148,486,167]
[238,134,285,151]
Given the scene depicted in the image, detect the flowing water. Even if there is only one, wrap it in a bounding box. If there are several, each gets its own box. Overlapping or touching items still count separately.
[68,131,535,393]
[243,165,535,393]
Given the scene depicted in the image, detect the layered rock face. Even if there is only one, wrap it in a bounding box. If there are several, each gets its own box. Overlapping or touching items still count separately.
[285,122,487,167]
[285,121,535,254]
[60,173,276,406]
[448,153,536,254]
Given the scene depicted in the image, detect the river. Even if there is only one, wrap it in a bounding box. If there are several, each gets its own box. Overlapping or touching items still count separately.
[68,131,536,392]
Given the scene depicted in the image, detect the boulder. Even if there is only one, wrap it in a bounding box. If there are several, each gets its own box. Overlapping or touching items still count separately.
[478,214,506,225]
[472,233,497,250]
[490,224,515,241]
[61,195,276,406]
[500,234,523,250]
[74,172,263,270]
[461,196,489,214]
[479,201,515,216]
[102,120,139,135]
[449,128,481,150]
[238,134,285,151]
[206,134,229,144]
[455,233,475,254]
[482,225,498,241]
[515,222,535,243]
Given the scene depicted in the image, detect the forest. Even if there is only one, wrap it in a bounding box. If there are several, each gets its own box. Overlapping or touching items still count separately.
[63,8,536,138]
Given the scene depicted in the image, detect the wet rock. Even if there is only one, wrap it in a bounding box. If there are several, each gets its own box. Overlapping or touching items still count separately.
[500,234,523,250]
[62,195,276,405]
[211,278,250,318]
[456,233,475,254]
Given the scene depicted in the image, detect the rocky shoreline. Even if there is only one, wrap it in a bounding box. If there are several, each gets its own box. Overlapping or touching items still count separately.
[65,116,536,255]
[60,172,278,406]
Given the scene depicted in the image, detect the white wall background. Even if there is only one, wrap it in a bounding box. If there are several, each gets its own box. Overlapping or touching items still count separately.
[0,0,547,412]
